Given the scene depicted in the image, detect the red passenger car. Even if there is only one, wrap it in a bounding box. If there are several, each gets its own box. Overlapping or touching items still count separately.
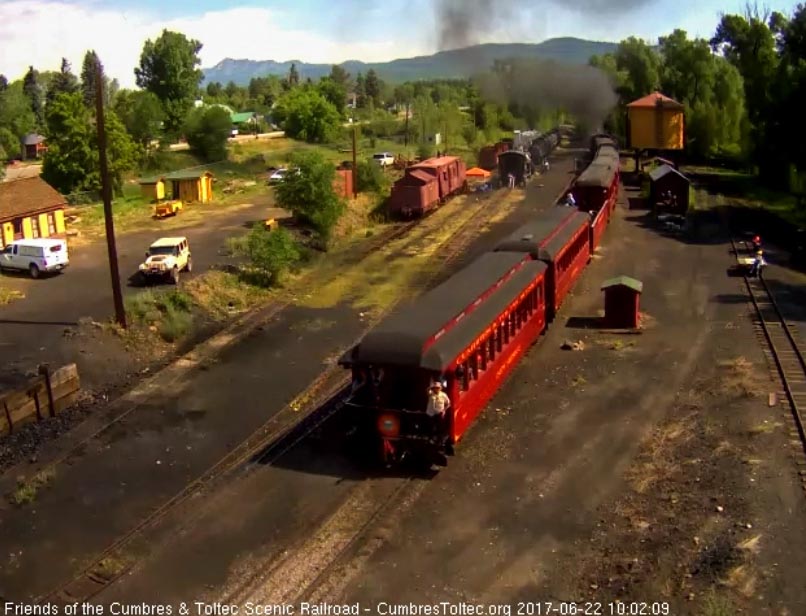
[494,208,591,319]
[339,252,548,465]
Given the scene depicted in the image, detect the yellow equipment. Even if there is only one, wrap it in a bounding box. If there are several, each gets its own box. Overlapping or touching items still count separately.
[154,200,183,218]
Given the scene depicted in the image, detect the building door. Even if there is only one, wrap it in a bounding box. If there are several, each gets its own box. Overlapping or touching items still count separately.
[12,218,23,240]
[172,181,180,200]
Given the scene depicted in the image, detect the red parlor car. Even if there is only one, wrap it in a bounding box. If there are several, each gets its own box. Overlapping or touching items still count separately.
[339,252,548,465]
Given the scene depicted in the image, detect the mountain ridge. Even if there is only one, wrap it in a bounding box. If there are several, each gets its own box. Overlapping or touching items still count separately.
[202,37,618,85]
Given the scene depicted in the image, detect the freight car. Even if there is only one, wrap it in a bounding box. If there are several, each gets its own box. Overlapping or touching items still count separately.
[389,155,467,218]
[478,141,510,171]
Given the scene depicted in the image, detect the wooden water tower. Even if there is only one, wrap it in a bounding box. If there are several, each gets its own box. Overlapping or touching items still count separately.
[626,92,685,151]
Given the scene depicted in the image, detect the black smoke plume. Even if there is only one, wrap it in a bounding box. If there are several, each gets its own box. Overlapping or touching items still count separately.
[436,0,652,51]
[475,58,618,131]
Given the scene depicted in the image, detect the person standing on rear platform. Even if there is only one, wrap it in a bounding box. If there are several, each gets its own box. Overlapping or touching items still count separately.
[426,381,451,447]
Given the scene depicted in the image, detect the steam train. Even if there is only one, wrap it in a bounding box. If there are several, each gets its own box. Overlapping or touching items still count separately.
[339,134,620,465]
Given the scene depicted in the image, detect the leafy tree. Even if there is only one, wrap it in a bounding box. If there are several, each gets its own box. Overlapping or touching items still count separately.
[355,72,366,107]
[613,37,661,101]
[248,76,282,109]
[364,69,382,107]
[183,105,231,162]
[113,89,164,147]
[274,150,344,242]
[329,65,350,87]
[23,66,44,127]
[47,58,79,104]
[225,81,239,99]
[135,29,204,132]
[285,63,300,89]
[355,159,390,194]
[273,87,341,143]
[0,145,5,178]
[41,91,138,195]
[0,81,36,146]
[104,110,142,196]
[41,92,97,193]
[206,81,222,97]
[317,77,347,117]
[0,75,7,92]
[233,226,300,286]
[0,127,18,159]
[80,50,102,108]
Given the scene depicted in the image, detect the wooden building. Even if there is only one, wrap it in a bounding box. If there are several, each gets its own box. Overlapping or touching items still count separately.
[648,164,690,214]
[21,134,47,160]
[138,170,214,204]
[602,276,643,329]
[0,177,67,248]
[626,92,685,151]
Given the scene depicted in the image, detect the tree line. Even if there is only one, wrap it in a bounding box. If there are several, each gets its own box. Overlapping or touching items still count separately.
[590,3,806,191]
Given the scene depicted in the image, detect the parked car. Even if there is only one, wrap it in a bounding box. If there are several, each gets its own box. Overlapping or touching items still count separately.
[268,168,289,184]
[373,152,395,167]
[137,237,192,285]
[0,238,69,278]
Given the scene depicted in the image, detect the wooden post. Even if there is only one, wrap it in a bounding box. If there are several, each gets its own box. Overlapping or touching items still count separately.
[39,364,56,417]
[3,401,12,435]
[95,60,127,329]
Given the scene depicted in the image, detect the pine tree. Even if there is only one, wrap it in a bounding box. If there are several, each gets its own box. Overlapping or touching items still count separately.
[23,66,44,127]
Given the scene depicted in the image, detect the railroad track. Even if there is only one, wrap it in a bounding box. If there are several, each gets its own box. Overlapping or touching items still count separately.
[37,179,513,605]
[731,237,806,471]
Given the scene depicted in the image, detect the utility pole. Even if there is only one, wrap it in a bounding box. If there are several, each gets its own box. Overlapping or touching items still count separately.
[351,125,358,198]
[95,61,127,329]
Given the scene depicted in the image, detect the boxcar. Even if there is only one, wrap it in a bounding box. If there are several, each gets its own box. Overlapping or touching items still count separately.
[494,208,591,318]
[339,252,548,464]
[389,169,441,217]
[409,156,467,201]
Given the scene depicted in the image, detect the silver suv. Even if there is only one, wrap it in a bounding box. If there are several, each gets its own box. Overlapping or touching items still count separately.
[138,237,192,285]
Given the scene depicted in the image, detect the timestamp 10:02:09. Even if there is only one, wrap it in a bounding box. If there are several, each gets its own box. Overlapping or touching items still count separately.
[515,602,671,616]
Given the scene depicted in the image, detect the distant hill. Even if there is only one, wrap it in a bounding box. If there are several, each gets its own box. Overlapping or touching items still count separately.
[202,38,618,85]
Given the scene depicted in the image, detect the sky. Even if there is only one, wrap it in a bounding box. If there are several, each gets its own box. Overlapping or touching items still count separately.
[0,0,802,88]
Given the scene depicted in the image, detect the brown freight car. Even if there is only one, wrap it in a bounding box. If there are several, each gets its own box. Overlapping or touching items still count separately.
[388,156,467,218]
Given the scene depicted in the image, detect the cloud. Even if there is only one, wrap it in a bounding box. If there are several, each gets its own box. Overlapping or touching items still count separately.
[0,1,427,87]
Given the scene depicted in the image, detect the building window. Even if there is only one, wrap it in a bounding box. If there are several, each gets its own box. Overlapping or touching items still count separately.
[48,213,56,234]
[31,216,40,238]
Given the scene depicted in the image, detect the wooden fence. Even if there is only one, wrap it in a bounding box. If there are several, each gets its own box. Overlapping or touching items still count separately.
[1,364,81,436]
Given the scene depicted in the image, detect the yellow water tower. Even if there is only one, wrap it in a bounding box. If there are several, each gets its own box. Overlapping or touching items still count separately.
[626,92,685,151]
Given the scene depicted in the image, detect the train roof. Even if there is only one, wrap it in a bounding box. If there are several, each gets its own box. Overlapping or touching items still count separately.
[577,161,618,188]
[339,252,543,371]
[412,156,463,168]
[494,209,591,261]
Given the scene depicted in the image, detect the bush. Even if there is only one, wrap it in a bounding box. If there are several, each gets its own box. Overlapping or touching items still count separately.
[356,160,390,194]
[183,106,231,162]
[232,226,301,286]
[417,143,433,159]
[125,289,194,342]
[274,150,345,243]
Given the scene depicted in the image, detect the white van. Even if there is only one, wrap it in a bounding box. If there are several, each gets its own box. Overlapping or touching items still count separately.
[0,238,69,278]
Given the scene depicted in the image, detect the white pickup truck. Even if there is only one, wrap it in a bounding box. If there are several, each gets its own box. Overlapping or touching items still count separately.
[372,152,395,167]
[0,238,69,278]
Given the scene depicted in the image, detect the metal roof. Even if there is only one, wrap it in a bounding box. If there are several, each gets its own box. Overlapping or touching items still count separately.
[22,133,46,146]
[627,92,684,110]
[339,252,537,371]
[648,164,688,184]
[601,276,643,293]
[231,111,256,123]
[494,208,590,261]
[139,169,214,184]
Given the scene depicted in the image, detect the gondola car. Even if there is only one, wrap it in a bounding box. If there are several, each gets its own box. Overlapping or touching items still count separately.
[339,252,548,465]
[494,208,592,319]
